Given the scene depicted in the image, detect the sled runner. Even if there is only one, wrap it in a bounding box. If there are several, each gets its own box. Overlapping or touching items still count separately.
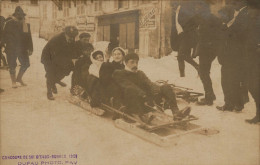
[68,90,212,147]
[156,80,204,103]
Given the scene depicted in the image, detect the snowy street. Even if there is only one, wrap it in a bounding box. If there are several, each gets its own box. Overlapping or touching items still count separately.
[0,36,259,165]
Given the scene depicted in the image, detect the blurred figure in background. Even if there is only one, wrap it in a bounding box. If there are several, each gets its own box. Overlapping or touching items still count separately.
[3,6,33,88]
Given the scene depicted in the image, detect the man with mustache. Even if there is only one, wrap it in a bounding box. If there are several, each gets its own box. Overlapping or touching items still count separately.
[112,53,191,120]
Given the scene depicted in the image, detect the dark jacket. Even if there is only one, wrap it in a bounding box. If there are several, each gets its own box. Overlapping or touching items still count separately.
[195,13,226,58]
[3,17,33,55]
[99,61,124,86]
[170,5,199,51]
[41,32,76,74]
[220,7,249,66]
[113,69,160,99]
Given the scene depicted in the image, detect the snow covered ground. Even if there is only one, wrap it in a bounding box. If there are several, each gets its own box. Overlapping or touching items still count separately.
[0,37,259,165]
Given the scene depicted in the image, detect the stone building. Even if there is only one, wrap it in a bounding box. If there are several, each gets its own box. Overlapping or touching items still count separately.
[0,0,40,34]
[39,0,225,58]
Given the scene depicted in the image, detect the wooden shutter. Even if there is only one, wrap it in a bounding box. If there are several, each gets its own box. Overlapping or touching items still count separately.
[119,24,127,49]
[103,25,110,41]
[127,22,135,49]
[97,26,104,41]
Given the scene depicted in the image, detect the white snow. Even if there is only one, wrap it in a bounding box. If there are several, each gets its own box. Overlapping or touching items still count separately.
[0,37,259,165]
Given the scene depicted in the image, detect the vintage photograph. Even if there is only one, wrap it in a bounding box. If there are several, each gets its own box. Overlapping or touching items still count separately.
[0,0,259,165]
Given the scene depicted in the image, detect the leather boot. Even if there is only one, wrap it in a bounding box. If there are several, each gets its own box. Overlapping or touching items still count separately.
[10,74,18,88]
[47,81,54,100]
[16,70,27,86]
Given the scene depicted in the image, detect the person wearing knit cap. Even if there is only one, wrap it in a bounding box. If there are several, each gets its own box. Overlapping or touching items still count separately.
[2,6,33,88]
[112,53,191,120]
[41,26,79,100]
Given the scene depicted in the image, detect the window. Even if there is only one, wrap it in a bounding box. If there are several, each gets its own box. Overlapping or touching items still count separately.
[30,0,38,5]
[43,4,47,20]
[63,1,70,17]
[118,0,129,9]
[140,0,149,4]
[52,3,58,19]
[77,1,85,15]
[94,0,102,11]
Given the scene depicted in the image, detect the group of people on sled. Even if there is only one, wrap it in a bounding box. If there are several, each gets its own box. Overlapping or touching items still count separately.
[40,27,191,122]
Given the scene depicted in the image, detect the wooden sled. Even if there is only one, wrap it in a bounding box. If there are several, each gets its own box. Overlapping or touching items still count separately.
[156,80,204,103]
[68,93,215,147]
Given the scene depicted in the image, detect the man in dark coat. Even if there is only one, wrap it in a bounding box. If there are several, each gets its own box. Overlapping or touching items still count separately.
[41,26,78,100]
[171,2,199,77]
[195,4,226,105]
[71,43,94,95]
[2,6,33,88]
[217,0,249,111]
[113,53,191,119]
[0,16,8,68]
[245,4,260,124]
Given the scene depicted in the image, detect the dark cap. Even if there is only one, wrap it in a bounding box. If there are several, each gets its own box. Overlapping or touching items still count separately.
[125,53,139,63]
[79,33,91,39]
[64,26,79,38]
[13,6,26,16]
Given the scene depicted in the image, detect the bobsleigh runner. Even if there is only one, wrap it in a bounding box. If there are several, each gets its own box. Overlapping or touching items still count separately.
[68,81,218,147]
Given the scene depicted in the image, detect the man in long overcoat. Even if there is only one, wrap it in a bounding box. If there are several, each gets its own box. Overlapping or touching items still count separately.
[41,26,78,100]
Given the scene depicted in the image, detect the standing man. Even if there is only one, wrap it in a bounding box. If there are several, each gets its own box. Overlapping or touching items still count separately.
[196,3,226,105]
[41,26,78,100]
[0,16,8,69]
[217,0,249,111]
[245,3,260,124]
[171,2,199,77]
[3,6,33,88]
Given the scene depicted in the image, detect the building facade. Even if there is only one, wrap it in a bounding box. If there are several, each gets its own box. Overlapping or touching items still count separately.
[39,0,225,58]
[0,0,40,34]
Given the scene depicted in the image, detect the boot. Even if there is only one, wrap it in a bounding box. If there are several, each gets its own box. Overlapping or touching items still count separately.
[216,104,234,111]
[47,81,54,100]
[175,106,191,119]
[16,70,27,86]
[10,74,18,88]
[197,98,213,106]
[57,81,67,87]
[52,84,57,94]
[245,116,260,124]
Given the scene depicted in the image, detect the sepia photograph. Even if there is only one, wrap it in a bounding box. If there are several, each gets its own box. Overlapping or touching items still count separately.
[0,0,259,165]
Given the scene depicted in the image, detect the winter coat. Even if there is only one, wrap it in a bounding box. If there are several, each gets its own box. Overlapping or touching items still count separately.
[3,16,33,56]
[112,69,160,99]
[219,7,249,66]
[41,32,76,75]
[170,5,199,52]
[194,13,226,58]
[99,61,124,86]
